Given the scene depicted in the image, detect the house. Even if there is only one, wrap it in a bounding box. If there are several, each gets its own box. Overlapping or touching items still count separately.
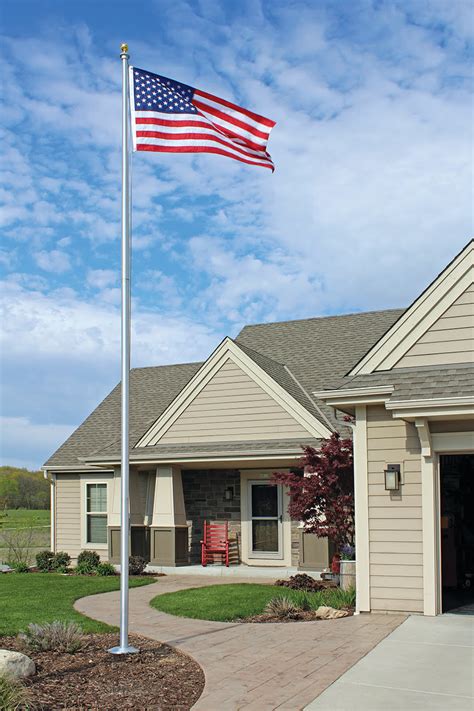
[43,240,474,616]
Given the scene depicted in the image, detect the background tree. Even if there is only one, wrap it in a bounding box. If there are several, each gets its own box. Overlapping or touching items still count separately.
[0,467,50,510]
[271,433,354,550]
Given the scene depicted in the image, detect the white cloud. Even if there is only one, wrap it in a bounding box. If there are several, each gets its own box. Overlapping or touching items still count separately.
[87,269,117,289]
[0,416,75,470]
[34,250,71,273]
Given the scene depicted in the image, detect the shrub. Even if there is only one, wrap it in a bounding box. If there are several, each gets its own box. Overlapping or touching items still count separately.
[74,561,97,575]
[96,562,117,576]
[77,550,100,568]
[129,555,146,576]
[36,550,55,571]
[264,596,301,619]
[12,562,30,573]
[1,527,35,567]
[19,621,84,653]
[52,551,71,570]
[275,573,324,592]
[0,673,30,711]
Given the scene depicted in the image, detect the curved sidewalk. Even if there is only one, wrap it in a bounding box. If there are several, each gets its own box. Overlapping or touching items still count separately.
[75,575,404,710]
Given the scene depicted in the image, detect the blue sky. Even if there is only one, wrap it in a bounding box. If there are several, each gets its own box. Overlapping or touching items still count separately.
[0,0,472,469]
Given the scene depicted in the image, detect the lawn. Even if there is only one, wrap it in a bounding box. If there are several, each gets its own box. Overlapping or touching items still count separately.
[0,573,155,636]
[150,583,355,622]
[0,509,50,529]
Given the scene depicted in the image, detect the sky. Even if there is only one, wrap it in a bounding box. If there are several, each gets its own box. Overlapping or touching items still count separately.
[0,0,472,470]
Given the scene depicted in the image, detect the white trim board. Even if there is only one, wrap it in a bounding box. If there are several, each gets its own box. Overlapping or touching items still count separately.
[136,337,331,447]
[349,241,474,375]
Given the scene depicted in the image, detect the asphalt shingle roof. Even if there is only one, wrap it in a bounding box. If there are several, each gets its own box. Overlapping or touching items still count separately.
[44,308,406,468]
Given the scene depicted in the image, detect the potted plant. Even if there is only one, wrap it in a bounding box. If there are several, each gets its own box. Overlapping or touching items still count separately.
[339,543,356,591]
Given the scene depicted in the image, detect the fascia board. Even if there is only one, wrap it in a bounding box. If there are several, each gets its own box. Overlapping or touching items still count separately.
[137,338,331,447]
[42,465,114,472]
[387,395,474,410]
[314,386,394,400]
[349,244,474,376]
[81,452,304,466]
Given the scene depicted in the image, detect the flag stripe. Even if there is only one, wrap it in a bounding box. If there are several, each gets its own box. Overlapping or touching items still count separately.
[193,99,270,141]
[194,88,276,129]
[136,128,272,160]
[135,136,274,167]
[136,143,273,169]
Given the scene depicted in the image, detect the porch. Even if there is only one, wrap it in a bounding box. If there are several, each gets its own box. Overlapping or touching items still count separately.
[105,464,331,572]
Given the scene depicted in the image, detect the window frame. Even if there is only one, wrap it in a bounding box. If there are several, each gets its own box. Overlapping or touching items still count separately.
[81,479,110,550]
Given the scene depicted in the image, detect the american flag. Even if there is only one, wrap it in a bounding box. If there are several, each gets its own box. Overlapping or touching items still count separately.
[130,67,276,171]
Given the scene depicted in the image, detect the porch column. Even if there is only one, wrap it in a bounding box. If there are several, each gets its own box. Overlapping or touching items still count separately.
[150,465,188,566]
[354,405,370,612]
[416,419,438,616]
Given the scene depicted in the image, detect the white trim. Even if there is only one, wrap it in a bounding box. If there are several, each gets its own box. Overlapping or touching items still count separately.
[354,405,370,612]
[314,385,394,400]
[431,432,474,452]
[349,241,474,375]
[136,338,331,447]
[387,396,474,410]
[82,452,306,466]
[80,476,112,550]
[415,419,432,457]
[42,466,114,472]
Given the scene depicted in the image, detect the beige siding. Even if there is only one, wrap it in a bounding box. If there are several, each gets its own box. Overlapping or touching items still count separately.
[160,358,312,443]
[367,405,423,613]
[394,286,474,368]
[55,474,81,560]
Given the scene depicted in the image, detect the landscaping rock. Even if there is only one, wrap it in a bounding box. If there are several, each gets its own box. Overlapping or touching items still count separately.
[314,606,349,619]
[0,649,36,678]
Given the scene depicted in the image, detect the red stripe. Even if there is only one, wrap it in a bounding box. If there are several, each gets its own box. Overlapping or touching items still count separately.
[136,116,266,152]
[136,143,274,170]
[193,100,270,141]
[194,88,276,128]
[136,130,268,160]
[136,117,212,130]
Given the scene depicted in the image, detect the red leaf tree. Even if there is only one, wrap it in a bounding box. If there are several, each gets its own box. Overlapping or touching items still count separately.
[272,433,354,550]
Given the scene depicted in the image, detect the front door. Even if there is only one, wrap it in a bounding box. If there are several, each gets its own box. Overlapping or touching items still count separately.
[248,481,283,559]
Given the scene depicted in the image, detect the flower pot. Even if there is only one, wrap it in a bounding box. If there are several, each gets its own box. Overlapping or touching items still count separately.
[339,559,356,591]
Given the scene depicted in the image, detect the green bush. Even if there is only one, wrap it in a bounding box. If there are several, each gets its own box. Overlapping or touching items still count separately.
[77,550,100,568]
[96,562,117,576]
[19,620,84,653]
[12,562,29,573]
[0,673,29,711]
[129,555,146,576]
[52,551,71,570]
[74,561,96,575]
[36,550,55,571]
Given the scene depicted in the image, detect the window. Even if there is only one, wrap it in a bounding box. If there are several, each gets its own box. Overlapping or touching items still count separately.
[86,483,107,544]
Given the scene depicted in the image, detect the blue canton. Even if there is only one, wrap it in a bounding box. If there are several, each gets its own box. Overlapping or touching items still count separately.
[132,68,197,114]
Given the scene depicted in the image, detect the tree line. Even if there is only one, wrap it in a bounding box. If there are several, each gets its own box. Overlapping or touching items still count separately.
[0,466,50,510]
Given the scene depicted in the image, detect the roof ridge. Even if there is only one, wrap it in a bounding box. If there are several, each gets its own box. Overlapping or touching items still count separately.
[234,340,287,368]
[237,307,406,331]
[131,360,203,373]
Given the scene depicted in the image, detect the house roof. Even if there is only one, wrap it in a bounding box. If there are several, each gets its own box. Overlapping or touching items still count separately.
[44,307,405,469]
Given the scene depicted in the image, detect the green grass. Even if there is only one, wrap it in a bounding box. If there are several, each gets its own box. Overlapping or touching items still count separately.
[0,573,155,636]
[150,583,355,622]
[0,509,50,529]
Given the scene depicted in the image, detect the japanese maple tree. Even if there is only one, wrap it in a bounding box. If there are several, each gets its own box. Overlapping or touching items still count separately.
[272,432,354,550]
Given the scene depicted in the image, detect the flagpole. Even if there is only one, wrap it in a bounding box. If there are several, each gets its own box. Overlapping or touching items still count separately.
[109,42,138,656]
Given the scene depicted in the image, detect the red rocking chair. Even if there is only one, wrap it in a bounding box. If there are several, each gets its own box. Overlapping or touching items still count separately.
[201,521,229,567]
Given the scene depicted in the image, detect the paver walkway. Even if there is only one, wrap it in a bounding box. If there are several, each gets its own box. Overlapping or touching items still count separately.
[76,575,404,710]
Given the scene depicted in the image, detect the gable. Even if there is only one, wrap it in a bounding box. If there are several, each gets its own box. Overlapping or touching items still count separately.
[158,358,313,443]
[394,285,474,368]
[136,338,331,447]
[349,240,474,375]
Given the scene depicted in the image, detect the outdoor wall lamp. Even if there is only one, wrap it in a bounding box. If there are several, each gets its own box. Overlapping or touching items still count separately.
[225,486,234,501]
[384,464,401,491]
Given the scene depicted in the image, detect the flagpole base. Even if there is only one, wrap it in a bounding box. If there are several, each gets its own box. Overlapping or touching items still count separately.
[108,645,140,655]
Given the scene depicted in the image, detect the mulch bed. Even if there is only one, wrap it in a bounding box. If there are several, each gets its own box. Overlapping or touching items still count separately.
[2,633,204,710]
[243,609,353,623]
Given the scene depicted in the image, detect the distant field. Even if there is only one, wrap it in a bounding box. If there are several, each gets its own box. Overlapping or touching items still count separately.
[0,508,50,529]
[0,509,51,565]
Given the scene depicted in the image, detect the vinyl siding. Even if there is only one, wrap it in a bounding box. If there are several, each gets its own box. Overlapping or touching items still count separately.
[367,405,424,613]
[394,285,474,368]
[160,358,312,443]
[55,474,81,560]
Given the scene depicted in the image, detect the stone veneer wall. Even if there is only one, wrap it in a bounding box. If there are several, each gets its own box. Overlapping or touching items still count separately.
[291,520,300,567]
[181,470,241,564]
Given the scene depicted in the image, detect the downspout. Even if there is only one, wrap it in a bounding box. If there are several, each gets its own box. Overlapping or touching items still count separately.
[44,471,56,552]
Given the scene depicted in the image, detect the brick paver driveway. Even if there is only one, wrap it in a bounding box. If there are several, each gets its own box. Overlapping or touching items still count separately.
[75,575,405,710]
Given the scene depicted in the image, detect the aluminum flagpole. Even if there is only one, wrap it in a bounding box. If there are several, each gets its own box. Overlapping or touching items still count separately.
[109,43,138,656]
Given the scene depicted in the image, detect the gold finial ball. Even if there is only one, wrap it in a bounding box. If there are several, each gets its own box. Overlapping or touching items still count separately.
[121,43,129,53]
